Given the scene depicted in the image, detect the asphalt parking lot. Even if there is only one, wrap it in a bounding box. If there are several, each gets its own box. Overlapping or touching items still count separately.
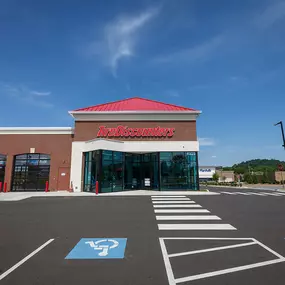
[1,190,285,285]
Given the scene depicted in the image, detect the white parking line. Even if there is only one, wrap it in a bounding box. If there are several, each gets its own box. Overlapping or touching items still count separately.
[152,201,195,204]
[175,259,285,284]
[153,204,202,208]
[155,209,210,213]
[0,238,54,281]
[151,195,186,198]
[152,198,190,201]
[168,241,256,258]
[156,215,221,220]
[261,192,283,196]
[247,192,267,196]
[158,224,237,230]
[159,237,285,285]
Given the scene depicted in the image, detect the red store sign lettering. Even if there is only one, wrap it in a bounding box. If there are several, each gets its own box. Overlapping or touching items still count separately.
[97,125,175,138]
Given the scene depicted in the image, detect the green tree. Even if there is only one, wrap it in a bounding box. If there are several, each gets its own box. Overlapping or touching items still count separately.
[261,172,269,184]
[252,175,258,184]
[212,173,219,182]
[244,173,253,184]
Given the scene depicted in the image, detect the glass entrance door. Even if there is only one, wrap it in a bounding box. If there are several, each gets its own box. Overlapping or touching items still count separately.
[124,153,159,190]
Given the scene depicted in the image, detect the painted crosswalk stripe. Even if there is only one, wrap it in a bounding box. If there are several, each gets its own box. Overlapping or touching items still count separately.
[153,204,202,208]
[247,192,267,196]
[235,192,251,195]
[151,195,186,198]
[156,215,221,220]
[158,224,237,230]
[152,198,190,201]
[260,192,281,196]
[221,192,238,195]
[154,209,210,213]
[152,201,195,204]
[275,192,285,195]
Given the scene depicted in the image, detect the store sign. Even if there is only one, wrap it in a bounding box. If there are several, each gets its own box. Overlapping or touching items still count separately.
[97,125,175,138]
[199,169,212,172]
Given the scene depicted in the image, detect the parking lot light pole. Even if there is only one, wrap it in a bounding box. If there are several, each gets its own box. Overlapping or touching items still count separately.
[274,121,285,150]
[275,121,285,188]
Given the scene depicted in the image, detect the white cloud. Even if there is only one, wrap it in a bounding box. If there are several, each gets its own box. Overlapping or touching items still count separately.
[154,35,223,63]
[30,91,51,96]
[255,1,285,28]
[0,83,53,108]
[89,7,159,76]
[211,155,217,158]
[199,137,216,146]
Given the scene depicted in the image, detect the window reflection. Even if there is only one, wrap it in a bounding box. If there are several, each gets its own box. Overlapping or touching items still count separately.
[83,151,198,192]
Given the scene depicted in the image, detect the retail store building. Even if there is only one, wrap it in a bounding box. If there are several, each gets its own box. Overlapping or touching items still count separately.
[0,97,201,193]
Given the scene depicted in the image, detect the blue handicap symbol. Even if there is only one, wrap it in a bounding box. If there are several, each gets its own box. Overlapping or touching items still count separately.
[65,238,127,259]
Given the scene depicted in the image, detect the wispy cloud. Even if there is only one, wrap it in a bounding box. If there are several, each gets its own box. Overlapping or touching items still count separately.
[89,7,160,76]
[154,35,223,63]
[254,1,285,28]
[0,83,53,108]
[199,137,216,146]
[30,91,51,96]
[211,155,217,158]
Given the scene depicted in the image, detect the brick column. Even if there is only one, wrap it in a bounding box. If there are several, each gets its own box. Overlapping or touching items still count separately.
[5,154,13,192]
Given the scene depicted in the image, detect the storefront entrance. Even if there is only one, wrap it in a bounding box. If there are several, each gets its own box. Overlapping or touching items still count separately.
[83,150,199,193]
[124,153,159,190]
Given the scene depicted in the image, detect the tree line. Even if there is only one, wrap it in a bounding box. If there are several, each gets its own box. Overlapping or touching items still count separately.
[221,159,285,184]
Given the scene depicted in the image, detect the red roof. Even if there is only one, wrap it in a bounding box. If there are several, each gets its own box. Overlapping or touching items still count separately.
[73,97,198,112]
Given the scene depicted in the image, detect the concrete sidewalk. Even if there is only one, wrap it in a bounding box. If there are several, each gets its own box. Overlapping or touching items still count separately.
[0,190,219,201]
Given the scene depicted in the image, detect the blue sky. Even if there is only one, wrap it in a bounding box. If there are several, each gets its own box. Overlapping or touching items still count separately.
[1,0,285,166]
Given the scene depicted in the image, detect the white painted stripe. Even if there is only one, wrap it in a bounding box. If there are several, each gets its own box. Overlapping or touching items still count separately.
[158,224,237,230]
[0,238,54,281]
[156,215,221,220]
[153,204,202,208]
[155,209,210,213]
[276,192,285,195]
[235,192,252,195]
[168,241,256,258]
[152,198,190,201]
[175,259,285,283]
[151,195,186,198]
[162,237,253,240]
[152,201,195,204]
[247,192,267,196]
[159,239,176,285]
[253,238,285,259]
[261,192,283,196]
[221,192,237,195]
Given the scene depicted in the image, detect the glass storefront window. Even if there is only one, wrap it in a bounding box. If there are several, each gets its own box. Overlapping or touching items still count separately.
[0,154,6,183]
[160,152,198,190]
[83,150,198,192]
[83,150,100,192]
[11,153,51,191]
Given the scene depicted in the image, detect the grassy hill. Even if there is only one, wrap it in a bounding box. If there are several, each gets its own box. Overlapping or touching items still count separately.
[224,159,285,174]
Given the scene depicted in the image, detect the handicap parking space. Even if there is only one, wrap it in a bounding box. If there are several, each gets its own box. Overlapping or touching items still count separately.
[0,235,167,285]
[0,196,169,285]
